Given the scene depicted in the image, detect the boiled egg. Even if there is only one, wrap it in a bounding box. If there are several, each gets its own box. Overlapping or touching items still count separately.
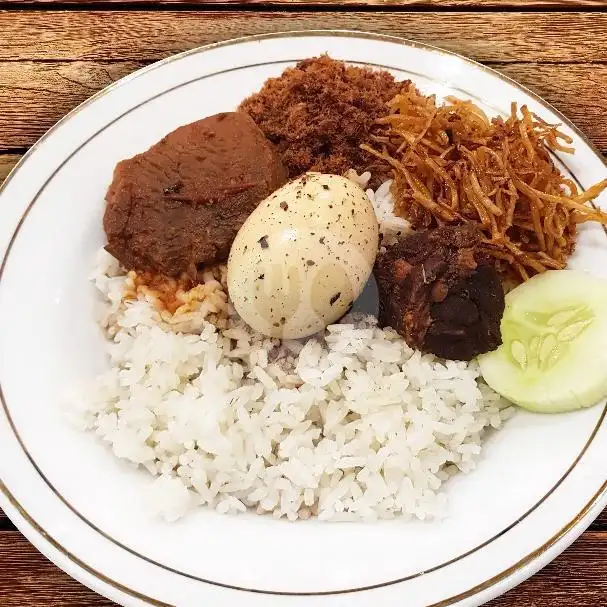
[227,173,379,338]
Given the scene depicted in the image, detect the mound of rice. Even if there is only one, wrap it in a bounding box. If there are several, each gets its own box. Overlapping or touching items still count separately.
[69,179,514,522]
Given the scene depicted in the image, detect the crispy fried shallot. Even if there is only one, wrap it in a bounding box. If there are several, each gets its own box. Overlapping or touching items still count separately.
[363,84,607,282]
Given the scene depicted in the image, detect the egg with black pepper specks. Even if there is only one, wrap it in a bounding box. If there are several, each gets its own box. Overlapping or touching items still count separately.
[227,173,379,338]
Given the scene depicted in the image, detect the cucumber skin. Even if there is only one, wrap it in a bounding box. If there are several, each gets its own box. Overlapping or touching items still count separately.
[478,347,607,413]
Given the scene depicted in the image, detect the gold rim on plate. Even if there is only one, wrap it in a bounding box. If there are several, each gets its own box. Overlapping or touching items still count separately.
[0,29,605,607]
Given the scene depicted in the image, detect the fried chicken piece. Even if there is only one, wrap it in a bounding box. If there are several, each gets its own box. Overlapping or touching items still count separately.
[374,225,505,360]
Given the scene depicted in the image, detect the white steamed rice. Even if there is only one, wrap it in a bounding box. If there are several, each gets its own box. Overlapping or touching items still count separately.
[68,179,514,522]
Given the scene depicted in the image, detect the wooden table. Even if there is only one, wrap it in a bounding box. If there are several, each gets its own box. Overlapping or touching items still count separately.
[1,1,606,605]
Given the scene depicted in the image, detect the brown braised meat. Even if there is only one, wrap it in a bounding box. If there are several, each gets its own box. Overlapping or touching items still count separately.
[104,112,288,277]
[374,225,505,360]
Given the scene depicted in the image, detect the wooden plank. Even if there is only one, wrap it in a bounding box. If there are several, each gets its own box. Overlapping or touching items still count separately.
[0,11,606,64]
[1,60,606,152]
[4,0,606,7]
[0,61,146,151]
[0,154,21,183]
[0,529,603,605]
[0,531,116,606]
[591,507,607,531]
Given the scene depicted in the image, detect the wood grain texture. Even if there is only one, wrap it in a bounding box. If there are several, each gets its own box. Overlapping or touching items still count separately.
[1,59,606,153]
[4,0,607,7]
[0,528,604,606]
[0,61,146,150]
[595,507,607,531]
[0,4,606,605]
[0,154,21,182]
[1,11,606,63]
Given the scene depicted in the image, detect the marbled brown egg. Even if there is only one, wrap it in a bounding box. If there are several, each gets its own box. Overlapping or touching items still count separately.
[227,173,379,338]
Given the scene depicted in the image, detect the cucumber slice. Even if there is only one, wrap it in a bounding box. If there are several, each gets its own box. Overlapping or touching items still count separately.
[478,270,607,413]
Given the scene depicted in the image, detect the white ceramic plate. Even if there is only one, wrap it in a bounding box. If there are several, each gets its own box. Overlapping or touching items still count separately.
[0,31,606,607]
